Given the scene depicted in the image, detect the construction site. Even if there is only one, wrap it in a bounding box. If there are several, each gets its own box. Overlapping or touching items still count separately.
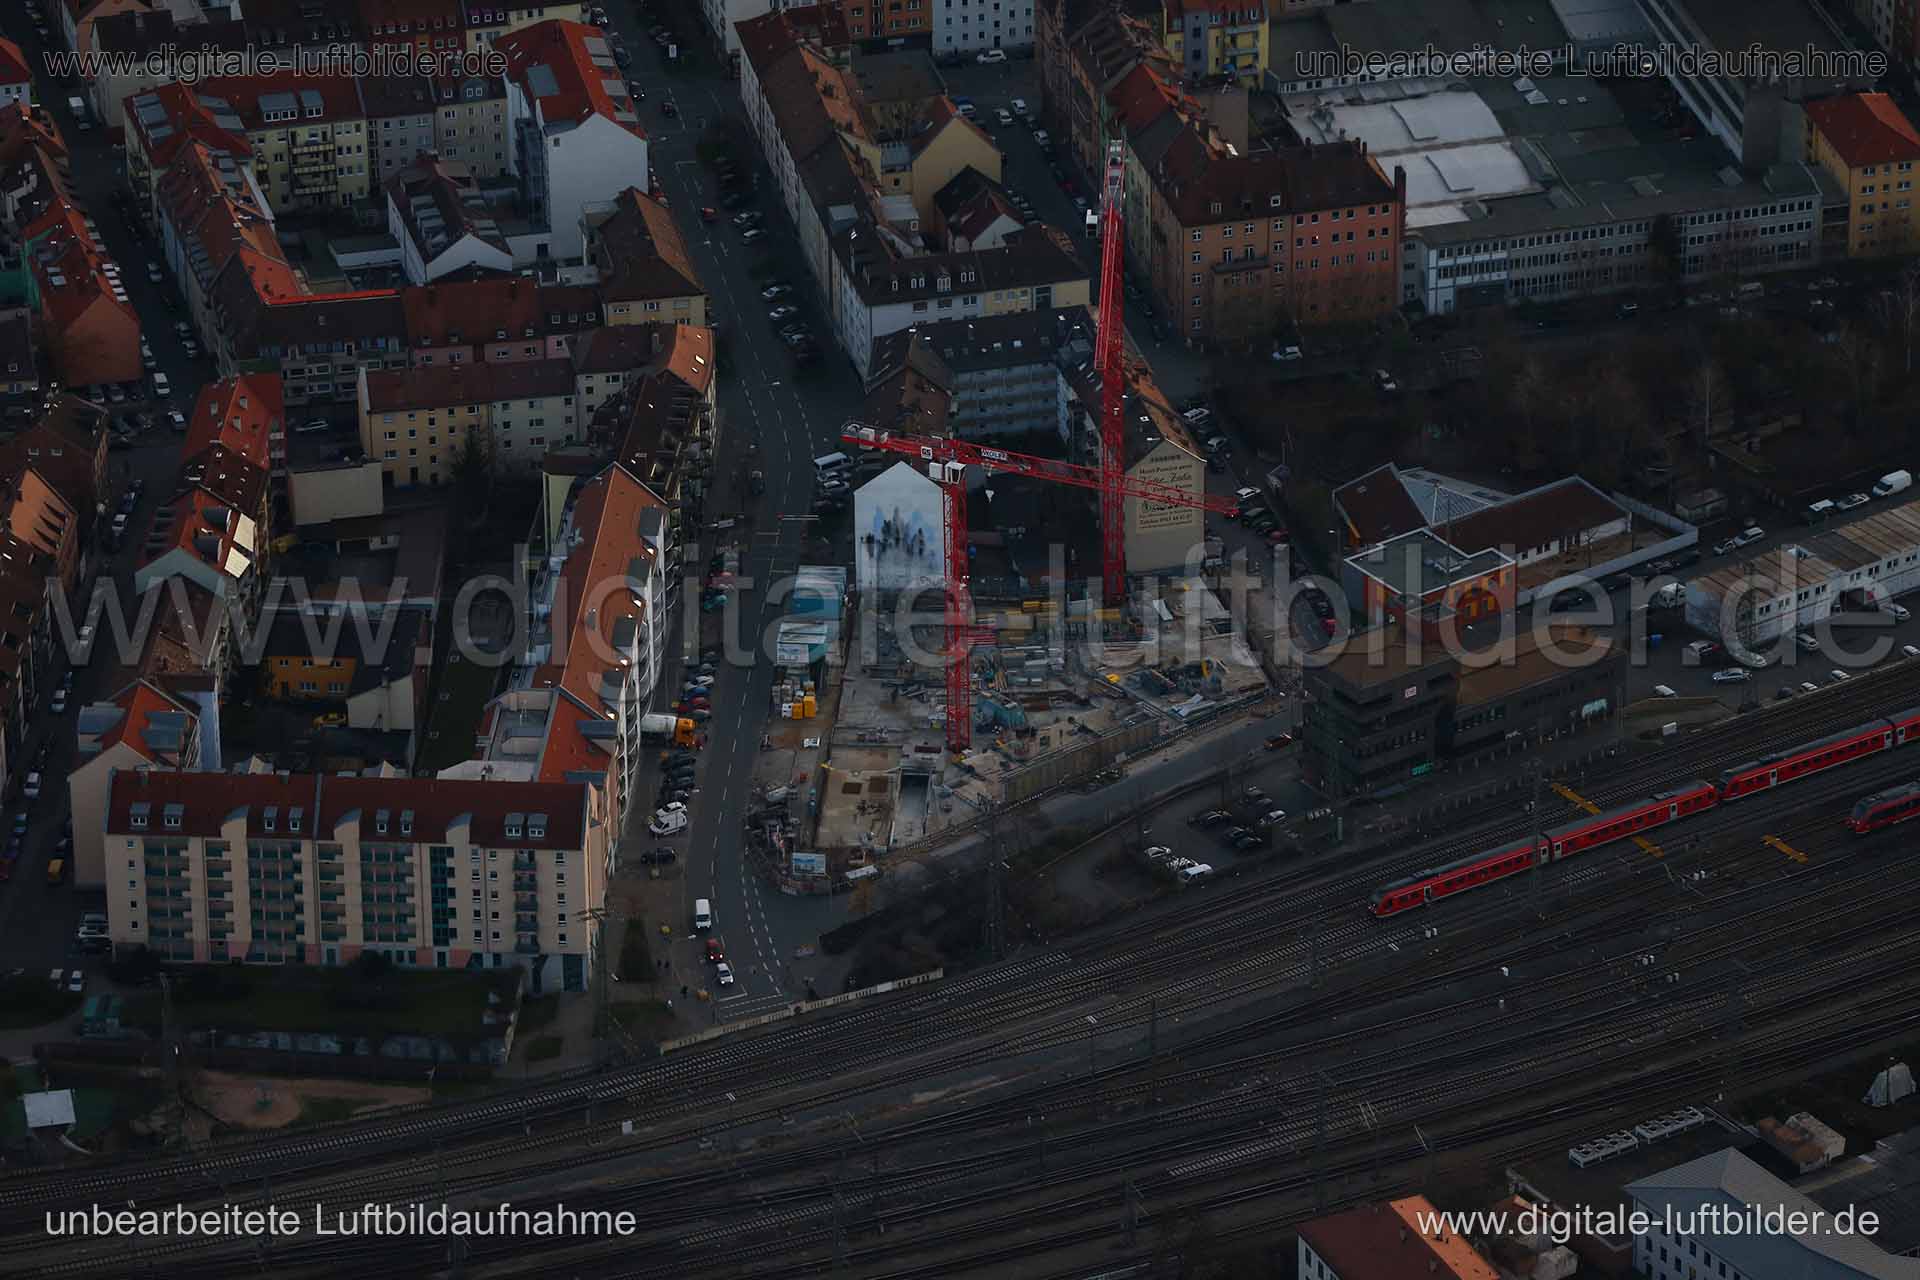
[728,144,1277,896]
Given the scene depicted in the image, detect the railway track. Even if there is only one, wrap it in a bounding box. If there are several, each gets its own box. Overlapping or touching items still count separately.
[18,770,1919,1279]
[13,664,1920,1277]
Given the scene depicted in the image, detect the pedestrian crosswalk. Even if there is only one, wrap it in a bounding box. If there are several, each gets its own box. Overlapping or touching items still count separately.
[717,989,794,1021]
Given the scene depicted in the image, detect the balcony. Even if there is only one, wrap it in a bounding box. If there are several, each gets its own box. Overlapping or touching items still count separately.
[512,853,536,871]
[321,927,346,942]
[515,913,539,931]
[206,858,231,876]
[514,939,541,955]
[512,873,537,892]
[514,892,537,911]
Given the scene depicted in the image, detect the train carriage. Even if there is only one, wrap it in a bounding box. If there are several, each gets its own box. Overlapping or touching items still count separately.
[1373,696,1920,916]
[1889,706,1920,744]
[1718,719,1895,799]
[1849,781,1920,833]
[1541,783,1718,859]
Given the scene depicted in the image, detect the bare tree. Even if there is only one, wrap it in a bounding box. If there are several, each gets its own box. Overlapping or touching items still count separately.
[1871,260,1920,378]
[1684,356,1730,450]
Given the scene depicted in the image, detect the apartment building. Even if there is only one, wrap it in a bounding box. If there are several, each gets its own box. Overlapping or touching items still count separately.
[1134,126,1402,339]
[1058,349,1204,573]
[134,443,271,618]
[864,306,1090,441]
[461,0,586,50]
[359,73,442,186]
[1804,92,1920,258]
[387,151,514,284]
[358,0,466,56]
[496,20,649,261]
[24,198,143,391]
[190,72,371,213]
[487,359,581,471]
[934,0,1036,56]
[460,463,671,833]
[1159,0,1265,85]
[357,363,494,487]
[69,680,204,889]
[433,73,512,179]
[842,0,934,47]
[0,39,32,110]
[1637,0,1873,169]
[84,10,249,136]
[123,86,255,227]
[832,225,1090,380]
[580,188,708,327]
[103,770,613,992]
[185,372,285,476]
[156,142,279,356]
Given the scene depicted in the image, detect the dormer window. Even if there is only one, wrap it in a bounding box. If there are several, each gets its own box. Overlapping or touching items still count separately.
[528,813,548,839]
[375,808,390,835]
[400,809,415,836]
[505,811,525,839]
[163,804,183,830]
[289,808,303,832]
[263,806,278,832]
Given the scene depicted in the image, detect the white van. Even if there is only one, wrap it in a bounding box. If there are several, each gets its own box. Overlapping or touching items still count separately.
[694,898,712,931]
[813,451,851,476]
[1177,863,1213,884]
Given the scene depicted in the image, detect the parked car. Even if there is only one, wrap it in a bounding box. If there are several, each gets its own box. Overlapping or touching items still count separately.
[1838,492,1870,510]
[741,228,767,245]
[637,849,677,865]
[714,962,735,986]
[769,304,799,322]
[1188,809,1232,827]
[1264,734,1293,750]
[1711,667,1751,684]
[976,48,1007,64]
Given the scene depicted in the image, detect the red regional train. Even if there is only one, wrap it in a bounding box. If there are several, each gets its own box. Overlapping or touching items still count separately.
[1848,781,1920,833]
[1369,703,1920,917]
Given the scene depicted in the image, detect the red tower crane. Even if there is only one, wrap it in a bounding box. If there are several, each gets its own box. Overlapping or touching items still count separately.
[839,425,1240,753]
[1093,138,1131,605]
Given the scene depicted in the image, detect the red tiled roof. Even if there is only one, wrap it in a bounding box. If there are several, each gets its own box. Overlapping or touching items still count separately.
[530,464,665,782]
[403,275,542,347]
[319,775,589,848]
[362,359,572,411]
[1298,1198,1499,1280]
[107,770,593,848]
[186,374,282,470]
[124,83,253,170]
[1334,463,1426,546]
[0,37,30,87]
[495,19,647,143]
[1806,92,1920,168]
[190,70,366,130]
[99,679,196,759]
[0,468,76,564]
[25,199,143,386]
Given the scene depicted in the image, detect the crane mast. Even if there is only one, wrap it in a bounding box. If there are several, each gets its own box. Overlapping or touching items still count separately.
[1094,140,1130,607]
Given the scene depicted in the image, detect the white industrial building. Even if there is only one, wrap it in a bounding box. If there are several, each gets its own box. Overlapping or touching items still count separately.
[855,463,948,595]
[1684,497,1920,646]
[1627,1148,1920,1280]
[496,21,650,263]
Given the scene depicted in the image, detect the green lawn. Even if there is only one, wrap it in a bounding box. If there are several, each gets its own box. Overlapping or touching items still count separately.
[123,966,521,1043]
[415,647,507,774]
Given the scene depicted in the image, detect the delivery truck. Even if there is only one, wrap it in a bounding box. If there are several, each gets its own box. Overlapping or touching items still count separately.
[639,713,697,746]
[1872,469,1912,499]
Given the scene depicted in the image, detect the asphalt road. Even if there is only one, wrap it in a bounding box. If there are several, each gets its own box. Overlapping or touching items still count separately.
[0,10,217,978]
